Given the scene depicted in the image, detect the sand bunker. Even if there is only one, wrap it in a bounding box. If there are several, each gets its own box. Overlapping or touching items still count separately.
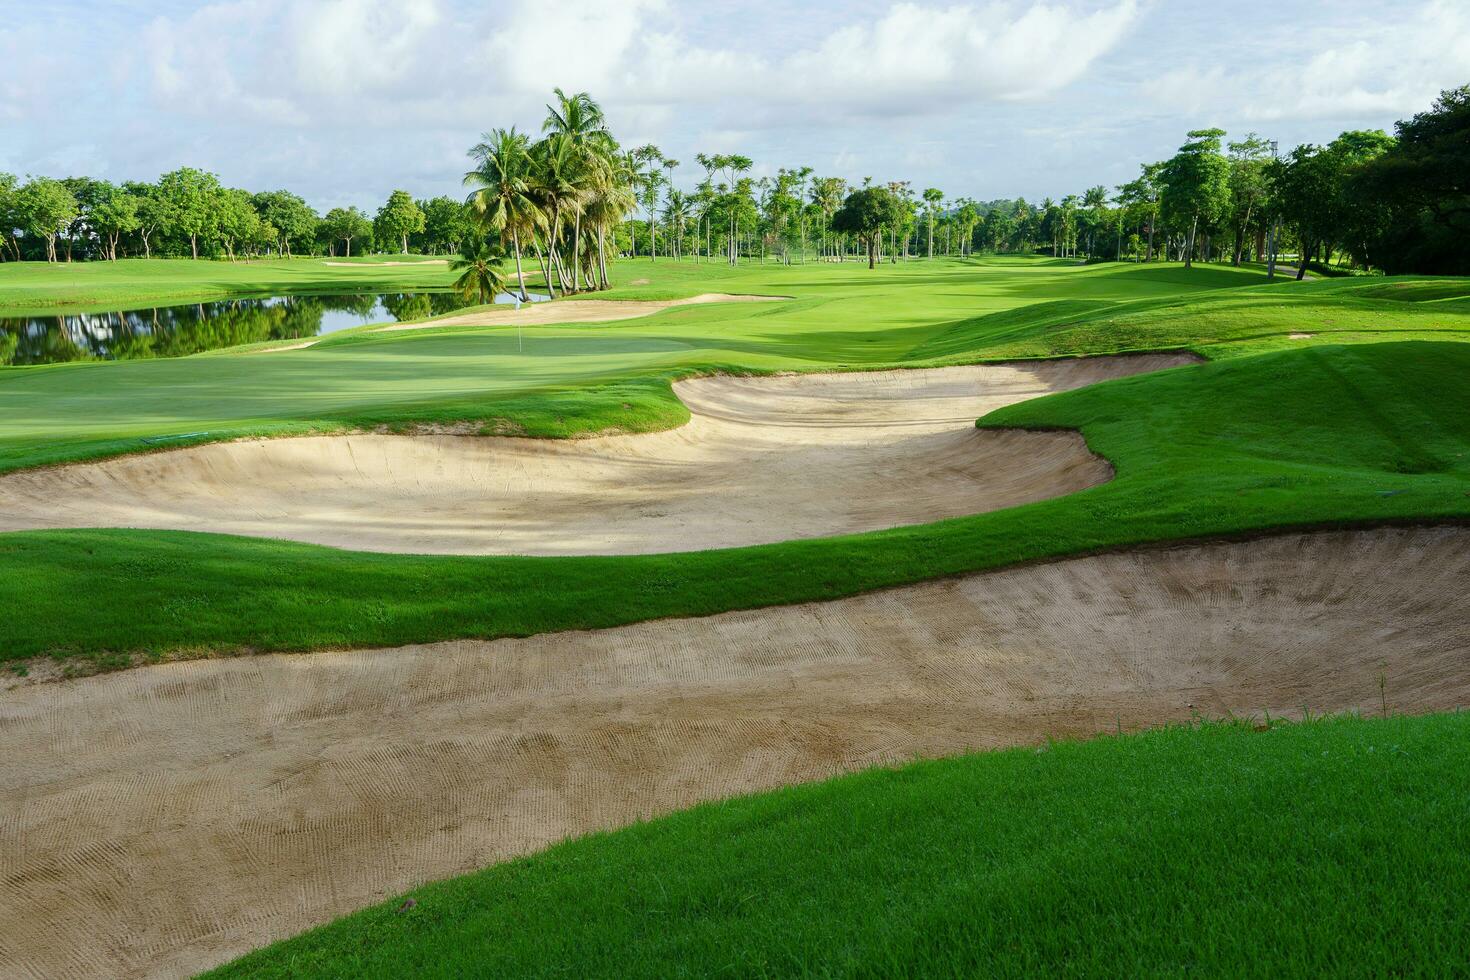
[2,526,1467,978]
[373,291,787,332]
[0,354,1192,556]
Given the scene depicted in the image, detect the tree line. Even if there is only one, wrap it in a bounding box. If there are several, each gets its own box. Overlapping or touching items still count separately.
[0,170,479,264]
[3,84,1465,279]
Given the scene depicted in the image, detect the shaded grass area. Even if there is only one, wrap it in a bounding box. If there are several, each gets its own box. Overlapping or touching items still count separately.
[210,712,1470,978]
[5,341,1468,662]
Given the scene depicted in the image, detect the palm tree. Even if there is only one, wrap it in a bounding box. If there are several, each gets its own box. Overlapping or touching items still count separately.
[528,133,594,295]
[923,188,944,259]
[583,153,638,288]
[543,89,616,290]
[661,190,691,260]
[450,239,509,305]
[464,127,541,301]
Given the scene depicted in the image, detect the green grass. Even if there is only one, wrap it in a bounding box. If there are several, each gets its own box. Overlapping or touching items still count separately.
[209,711,1470,978]
[0,255,460,315]
[4,260,1468,476]
[4,340,1467,661]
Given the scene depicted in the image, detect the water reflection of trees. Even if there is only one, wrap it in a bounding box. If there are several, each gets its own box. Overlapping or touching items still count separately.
[0,292,472,365]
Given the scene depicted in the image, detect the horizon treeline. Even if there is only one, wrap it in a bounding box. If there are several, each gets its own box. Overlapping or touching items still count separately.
[1,84,1465,278]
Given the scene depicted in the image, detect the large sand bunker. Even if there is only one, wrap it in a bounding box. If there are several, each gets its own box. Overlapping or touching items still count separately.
[0,354,1192,555]
[2,527,1467,978]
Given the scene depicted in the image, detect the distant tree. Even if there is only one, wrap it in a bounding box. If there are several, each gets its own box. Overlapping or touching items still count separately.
[449,238,509,304]
[374,189,426,254]
[123,182,166,258]
[1226,135,1273,265]
[0,173,21,261]
[216,189,263,262]
[922,188,943,258]
[1271,131,1393,278]
[1160,129,1231,268]
[322,206,373,257]
[1353,85,1469,275]
[831,186,904,269]
[155,167,224,259]
[251,190,318,257]
[16,177,78,263]
[88,183,140,260]
[418,196,474,254]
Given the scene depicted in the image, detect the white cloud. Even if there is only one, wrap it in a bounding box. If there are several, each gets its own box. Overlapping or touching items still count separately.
[128,0,1139,129]
[1149,0,1470,124]
[782,2,1139,110]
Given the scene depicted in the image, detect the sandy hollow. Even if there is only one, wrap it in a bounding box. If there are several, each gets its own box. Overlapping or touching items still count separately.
[0,354,1194,556]
[1,526,1467,978]
[372,291,789,332]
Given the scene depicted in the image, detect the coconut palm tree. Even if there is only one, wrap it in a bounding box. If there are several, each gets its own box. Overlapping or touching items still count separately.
[464,127,541,301]
[451,239,509,305]
[528,133,595,294]
[661,190,692,260]
[923,188,944,259]
[543,89,616,288]
[583,153,638,288]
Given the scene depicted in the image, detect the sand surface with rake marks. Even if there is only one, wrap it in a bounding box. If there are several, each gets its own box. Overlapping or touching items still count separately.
[1,527,1467,978]
[0,354,1191,556]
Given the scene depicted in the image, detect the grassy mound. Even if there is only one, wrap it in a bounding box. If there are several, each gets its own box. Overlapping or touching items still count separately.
[209,712,1470,977]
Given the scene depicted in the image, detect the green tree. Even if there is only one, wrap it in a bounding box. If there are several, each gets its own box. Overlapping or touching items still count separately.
[1226,135,1273,265]
[156,167,224,259]
[216,189,263,262]
[322,206,372,257]
[418,196,473,254]
[464,129,541,300]
[1354,85,1470,275]
[0,173,22,261]
[831,186,904,269]
[16,177,79,263]
[374,189,426,254]
[922,188,943,259]
[1271,131,1393,278]
[1160,129,1231,268]
[123,182,167,259]
[89,183,140,260]
[251,190,318,257]
[450,238,509,304]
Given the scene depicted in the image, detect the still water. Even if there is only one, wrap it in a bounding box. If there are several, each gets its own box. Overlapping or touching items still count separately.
[0,290,550,365]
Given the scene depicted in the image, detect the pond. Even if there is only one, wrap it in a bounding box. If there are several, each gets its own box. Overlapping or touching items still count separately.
[0,290,551,365]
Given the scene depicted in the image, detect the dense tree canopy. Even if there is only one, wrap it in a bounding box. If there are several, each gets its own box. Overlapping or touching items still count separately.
[1,84,1466,276]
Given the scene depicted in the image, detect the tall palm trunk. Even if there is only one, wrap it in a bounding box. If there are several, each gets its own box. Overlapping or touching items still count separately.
[533,240,555,299]
[597,226,610,289]
[512,227,529,301]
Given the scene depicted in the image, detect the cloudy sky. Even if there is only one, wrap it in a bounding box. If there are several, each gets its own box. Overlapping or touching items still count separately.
[3,0,1468,211]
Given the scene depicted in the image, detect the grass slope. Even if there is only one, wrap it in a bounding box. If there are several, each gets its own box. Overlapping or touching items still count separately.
[210,712,1470,978]
[5,341,1468,662]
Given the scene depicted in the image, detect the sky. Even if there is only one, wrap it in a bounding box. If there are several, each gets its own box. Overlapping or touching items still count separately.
[2,0,1468,212]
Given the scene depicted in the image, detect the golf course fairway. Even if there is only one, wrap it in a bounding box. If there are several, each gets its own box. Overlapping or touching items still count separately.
[1,256,1468,978]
